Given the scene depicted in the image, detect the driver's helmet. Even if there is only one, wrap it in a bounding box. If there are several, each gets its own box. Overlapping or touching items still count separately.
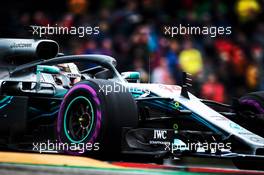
[56,63,81,86]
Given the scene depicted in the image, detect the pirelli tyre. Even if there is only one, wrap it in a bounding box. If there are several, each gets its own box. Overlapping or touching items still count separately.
[56,79,138,156]
[238,91,264,137]
[239,91,264,115]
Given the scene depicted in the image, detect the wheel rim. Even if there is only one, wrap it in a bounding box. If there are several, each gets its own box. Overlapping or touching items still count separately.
[64,96,94,143]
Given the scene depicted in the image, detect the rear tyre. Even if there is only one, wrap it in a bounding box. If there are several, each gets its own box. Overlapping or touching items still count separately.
[238,91,264,137]
[57,79,138,157]
[239,91,264,114]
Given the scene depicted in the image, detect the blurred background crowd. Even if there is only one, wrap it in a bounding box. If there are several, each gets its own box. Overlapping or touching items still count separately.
[1,0,264,103]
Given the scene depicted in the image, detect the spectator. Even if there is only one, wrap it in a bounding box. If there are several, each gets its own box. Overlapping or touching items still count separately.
[179,40,203,75]
[152,57,175,85]
[201,74,225,103]
[1,0,264,103]
[166,40,181,81]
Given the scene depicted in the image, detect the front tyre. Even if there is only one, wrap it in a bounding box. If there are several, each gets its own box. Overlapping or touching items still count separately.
[57,80,138,156]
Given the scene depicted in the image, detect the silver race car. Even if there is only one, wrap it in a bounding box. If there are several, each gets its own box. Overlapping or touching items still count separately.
[0,38,264,170]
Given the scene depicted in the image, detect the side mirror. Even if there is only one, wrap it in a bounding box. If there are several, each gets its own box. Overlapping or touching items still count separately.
[36,65,60,74]
[121,71,140,83]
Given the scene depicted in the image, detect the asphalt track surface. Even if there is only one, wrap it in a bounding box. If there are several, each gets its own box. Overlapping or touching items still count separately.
[0,152,264,175]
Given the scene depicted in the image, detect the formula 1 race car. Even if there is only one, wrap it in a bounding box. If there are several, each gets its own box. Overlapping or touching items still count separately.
[0,39,264,170]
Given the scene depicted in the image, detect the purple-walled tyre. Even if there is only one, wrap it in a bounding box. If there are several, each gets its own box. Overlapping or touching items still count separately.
[239,92,264,114]
[237,91,264,139]
[57,79,138,156]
